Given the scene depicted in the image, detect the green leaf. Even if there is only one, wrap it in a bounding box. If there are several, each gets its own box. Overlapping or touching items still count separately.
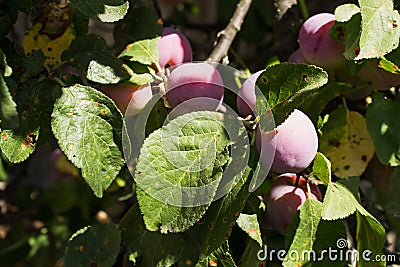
[283,199,322,267]
[356,0,400,60]
[1,80,60,162]
[118,37,160,65]
[378,57,400,74]
[60,223,121,267]
[366,92,400,166]
[87,60,122,84]
[19,50,46,82]
[236,213,262,246]
[0,74,18,129]
[356,211,386,267]
[70,0,129,22]
[97,1,129,23]
[196,241,236,267]
[135,111,232,233]
[255,63,328,126]
[312,152,331,185]
[113,6,162,52]
[321,182,358,220]
[0,127,39,163]
[51,84,125,197]
[334,3,360,22]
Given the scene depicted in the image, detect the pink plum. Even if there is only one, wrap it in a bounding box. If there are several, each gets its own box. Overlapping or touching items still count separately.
[165,62,224,109]
[299,13,344,69]
[266,173,322,235]
[236,70,264,118]
[158,27,193,69]
[100,83,152,116]
[256,109,318,173]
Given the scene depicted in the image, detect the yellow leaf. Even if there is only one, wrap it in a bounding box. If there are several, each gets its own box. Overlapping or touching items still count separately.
[23,22,75,65]
[325,111,375,178]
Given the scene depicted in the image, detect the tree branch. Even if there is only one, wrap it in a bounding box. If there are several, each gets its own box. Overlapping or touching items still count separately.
[206,0,253,63]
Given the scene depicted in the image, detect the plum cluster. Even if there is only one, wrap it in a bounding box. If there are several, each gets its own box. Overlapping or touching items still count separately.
[289,13,400,100]
[237,71,321,234]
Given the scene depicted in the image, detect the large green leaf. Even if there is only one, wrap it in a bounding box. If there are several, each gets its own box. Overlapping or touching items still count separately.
[366,92,400,166]
[59,223,121,267]
[255,63,328,126]
[51,84,125,197]
[135,111,233,233]
[283,199,322,267]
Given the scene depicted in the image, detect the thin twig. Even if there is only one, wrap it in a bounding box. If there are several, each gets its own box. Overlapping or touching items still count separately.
[206,0,253,63]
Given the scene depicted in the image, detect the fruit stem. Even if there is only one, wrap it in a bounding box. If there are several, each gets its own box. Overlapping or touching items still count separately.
[298,0,309,20]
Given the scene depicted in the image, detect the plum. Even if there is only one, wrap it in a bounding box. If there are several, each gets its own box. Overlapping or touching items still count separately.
[287,49,308,64]
[266,173,322,235]
[236,70,263,118]
[158,27,193,69]
[165,62,224,109]
[357,61,400,91]
[100,83,152,116]
[298,13,344,69]
[256,109,318,173]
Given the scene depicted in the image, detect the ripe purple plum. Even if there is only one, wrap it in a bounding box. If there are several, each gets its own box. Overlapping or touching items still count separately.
[165,62,224,109]
[266,173,322,235]
[158,27,192,69]
[357,61,400,91]
[236,70,263,118]
[287,49,308,64]
[298,13,344,69]
[100,83,152,116]
[256,109,318,173]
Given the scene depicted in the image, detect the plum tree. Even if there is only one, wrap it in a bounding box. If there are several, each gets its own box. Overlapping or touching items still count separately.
[266,173,322,235]
[256,109,318,173]
[158,27,193,69]
[236,70,263,118]
[298,13,344,70]
[100,83,152,116]
[165,62,224,109]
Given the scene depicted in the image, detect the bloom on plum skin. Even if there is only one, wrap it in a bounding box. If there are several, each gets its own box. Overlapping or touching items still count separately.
[256,109,318,174]
[165,62,224,110]
[266,173,322,235]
